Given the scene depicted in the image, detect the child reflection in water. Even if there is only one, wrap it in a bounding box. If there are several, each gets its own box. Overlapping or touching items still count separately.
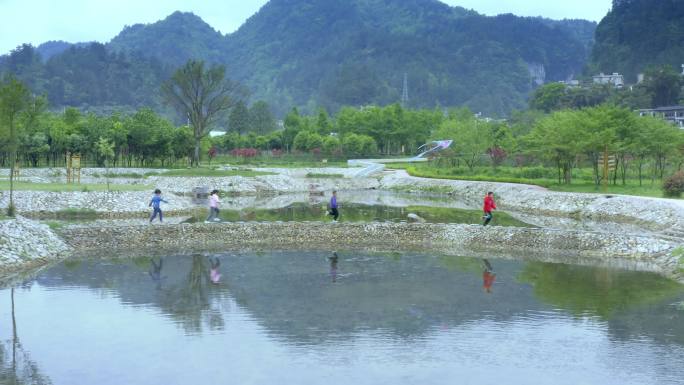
[482,258,496,294]
[209,256,221,284]
[328,252,339,282]
[149,257,166,289]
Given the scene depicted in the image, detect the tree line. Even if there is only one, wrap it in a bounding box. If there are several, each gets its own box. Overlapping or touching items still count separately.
[433,105,684,186]
[2,59,684,190]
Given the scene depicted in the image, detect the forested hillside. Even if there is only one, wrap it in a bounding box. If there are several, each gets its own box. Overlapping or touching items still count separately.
[589,0,684,82]
[108,11,226,67]
[0,43,169,111]
[0,0,596,117]
[222,0,592,116]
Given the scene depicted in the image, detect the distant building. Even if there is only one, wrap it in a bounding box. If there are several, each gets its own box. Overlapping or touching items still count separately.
[209,130,227,137]
[638,106,684,129]
[592,72,624,88]
[558,79,580,88]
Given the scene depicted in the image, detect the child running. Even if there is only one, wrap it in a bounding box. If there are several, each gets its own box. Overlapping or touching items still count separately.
[206,189,221,222]
[148,189,168,223]
[328,190,339,222]
[482,191,496,226]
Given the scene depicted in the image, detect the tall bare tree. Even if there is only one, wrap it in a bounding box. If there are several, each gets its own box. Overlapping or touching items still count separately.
[161,60,245,166]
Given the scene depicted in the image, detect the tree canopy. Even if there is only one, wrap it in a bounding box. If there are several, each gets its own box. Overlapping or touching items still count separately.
[161,60,245,165]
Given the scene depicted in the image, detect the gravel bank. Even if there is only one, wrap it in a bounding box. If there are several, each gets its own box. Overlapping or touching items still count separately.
[3,167,684,235]
[0,216,71,275]
[58,221,683,282]
[379,170,684,233]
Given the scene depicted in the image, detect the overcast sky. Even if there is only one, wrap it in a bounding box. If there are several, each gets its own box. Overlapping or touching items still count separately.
[0,0,612,54]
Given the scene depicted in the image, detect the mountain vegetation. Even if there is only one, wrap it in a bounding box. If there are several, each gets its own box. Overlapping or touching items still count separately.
[35,40,94,61]
[0,0,596,118]
[221,0,593,116]
[589,0,684,82]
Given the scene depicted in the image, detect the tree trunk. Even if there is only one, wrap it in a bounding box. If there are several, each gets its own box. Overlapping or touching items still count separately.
[589,152,600,186]
[563,163,572,184]
[12,287,17,376]
[105,158,110,192]
[619,154,627,186]
[8,118,15,216]
[194,136,201,167]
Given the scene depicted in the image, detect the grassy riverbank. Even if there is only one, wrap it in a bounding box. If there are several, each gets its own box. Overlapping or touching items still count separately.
[397,164,679,199]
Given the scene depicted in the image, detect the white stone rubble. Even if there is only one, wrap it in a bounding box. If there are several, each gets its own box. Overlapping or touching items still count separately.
[0,216,70,271]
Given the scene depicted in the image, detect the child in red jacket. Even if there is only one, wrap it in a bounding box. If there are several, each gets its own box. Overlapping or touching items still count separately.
[482,191,496,226]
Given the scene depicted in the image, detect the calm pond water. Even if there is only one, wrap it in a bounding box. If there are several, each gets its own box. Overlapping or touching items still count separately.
[1,252,683,385]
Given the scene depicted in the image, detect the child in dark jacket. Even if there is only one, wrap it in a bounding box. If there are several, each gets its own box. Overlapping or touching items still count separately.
[149,189,168,223]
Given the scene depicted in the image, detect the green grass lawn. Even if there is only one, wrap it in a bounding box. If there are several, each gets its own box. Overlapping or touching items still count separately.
[53,208,99,219]
[0,181,150,192]
[546,182,672,198]
[210,154,349,168]
[159,168,275,177]
[402,165,681,199]
[305,173,345,178]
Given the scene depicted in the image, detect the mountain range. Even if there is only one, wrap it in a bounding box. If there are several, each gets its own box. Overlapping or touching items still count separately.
[1,0,643,118]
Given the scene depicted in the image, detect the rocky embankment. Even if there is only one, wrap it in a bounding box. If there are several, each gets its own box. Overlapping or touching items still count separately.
[4,167,684,236]
[379,170,684,235]
[2,166,683,282]
[58,221,684,282]
[0,190,196,218]
[0,216,71,275]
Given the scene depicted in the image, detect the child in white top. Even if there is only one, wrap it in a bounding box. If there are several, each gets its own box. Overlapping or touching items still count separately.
[206,189,221,222]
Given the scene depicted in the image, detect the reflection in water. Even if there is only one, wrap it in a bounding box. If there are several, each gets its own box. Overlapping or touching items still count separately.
[0,288,52,385]
[0,252,682,385]
[209,257,221,284]
[144,254,232,334]
[482,259,496,294]
[148,257,165,290]
[328,252,339,283]
[518,262,684,318]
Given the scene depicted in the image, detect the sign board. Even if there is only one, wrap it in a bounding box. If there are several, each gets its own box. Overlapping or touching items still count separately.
[66,152,82,184]
[598,154,616,171]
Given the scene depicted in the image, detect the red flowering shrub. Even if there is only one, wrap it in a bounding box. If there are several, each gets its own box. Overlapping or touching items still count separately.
[487,146,507,166]
[230,148,258,158]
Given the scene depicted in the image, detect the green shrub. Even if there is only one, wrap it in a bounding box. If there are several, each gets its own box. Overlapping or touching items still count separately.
[104,172,147,178]
[55,208,98,219]
[306,173,344,178]
[663,171,684,197]
[518,166,549,179]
